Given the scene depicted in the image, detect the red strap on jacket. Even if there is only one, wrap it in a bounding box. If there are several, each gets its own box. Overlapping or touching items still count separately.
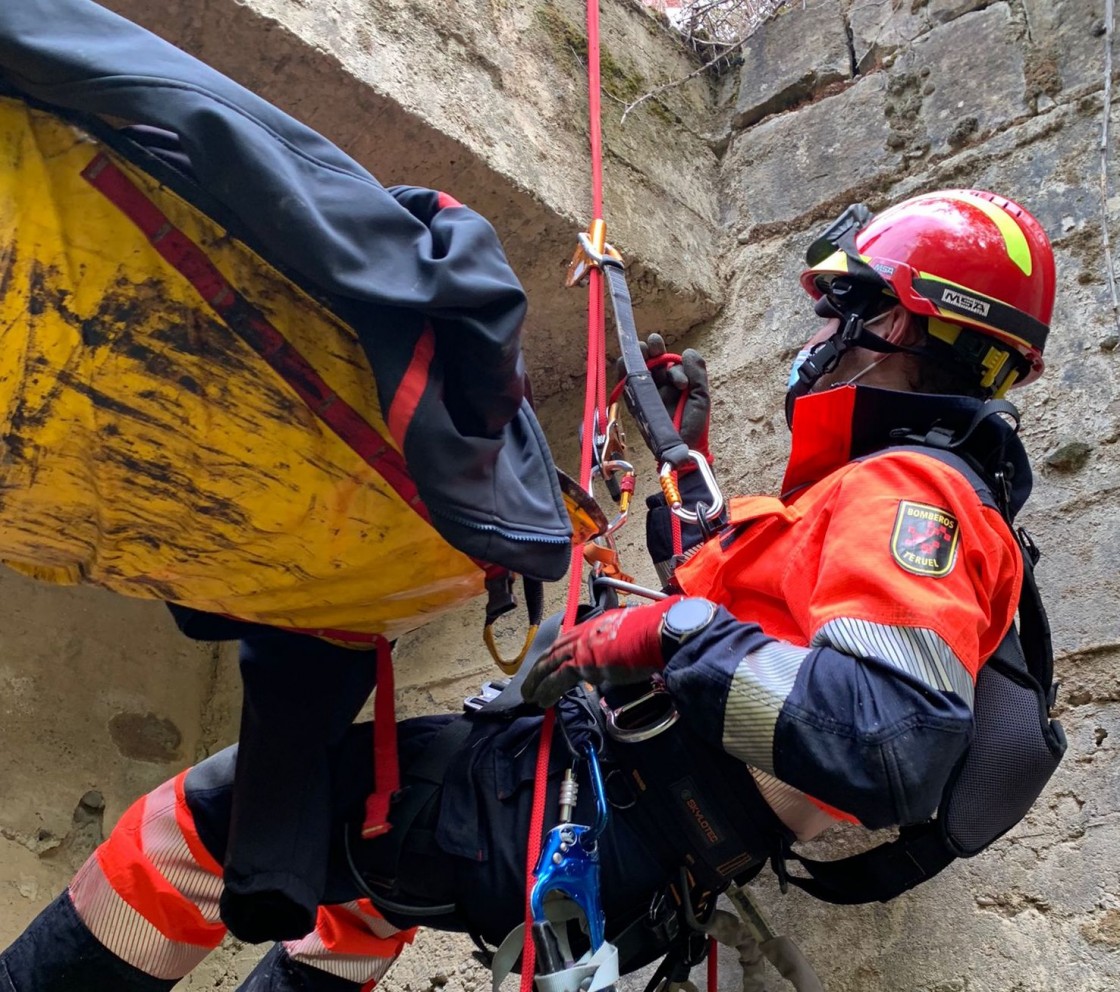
[362,637,399,838]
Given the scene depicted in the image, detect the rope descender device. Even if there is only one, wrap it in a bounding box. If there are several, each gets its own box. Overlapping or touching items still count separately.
[492,748,619,992]
[528,744,614,985]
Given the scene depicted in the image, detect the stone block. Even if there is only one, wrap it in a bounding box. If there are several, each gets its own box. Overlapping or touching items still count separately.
[724,75,901,234]
[849,0,991,71]
[734,2,851,128]
[1023,0,1108,96]
[899,4,1030,156]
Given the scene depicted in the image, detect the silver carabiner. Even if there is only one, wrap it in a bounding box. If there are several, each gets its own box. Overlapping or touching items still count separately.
[658,450,724,525]
[600,680,679,743]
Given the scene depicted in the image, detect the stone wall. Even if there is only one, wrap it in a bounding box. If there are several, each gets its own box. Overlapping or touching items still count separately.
[1,1,1118,991]
[696,2,1120,990]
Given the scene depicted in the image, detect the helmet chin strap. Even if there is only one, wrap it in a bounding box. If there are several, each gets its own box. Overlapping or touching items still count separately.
[784,310,894,423]
[840,349,894,385]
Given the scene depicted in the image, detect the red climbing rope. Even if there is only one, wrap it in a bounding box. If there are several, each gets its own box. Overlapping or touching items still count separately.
[518,3,608,989]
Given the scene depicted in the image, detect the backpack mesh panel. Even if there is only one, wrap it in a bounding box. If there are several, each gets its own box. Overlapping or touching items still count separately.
[940,658,1065,857]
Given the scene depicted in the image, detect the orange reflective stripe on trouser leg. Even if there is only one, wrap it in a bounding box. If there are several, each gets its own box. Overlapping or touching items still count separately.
[283,899,417,988]
[68,771,226,980]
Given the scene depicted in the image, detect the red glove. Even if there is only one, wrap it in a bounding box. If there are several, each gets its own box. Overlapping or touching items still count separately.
[520,597,681,708]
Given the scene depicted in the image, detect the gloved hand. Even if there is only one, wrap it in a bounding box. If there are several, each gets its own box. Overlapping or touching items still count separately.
[521,596,682,708]
[619,333,712,464]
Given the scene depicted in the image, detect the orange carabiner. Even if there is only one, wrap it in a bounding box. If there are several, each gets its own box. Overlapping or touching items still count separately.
[565,218,623,287]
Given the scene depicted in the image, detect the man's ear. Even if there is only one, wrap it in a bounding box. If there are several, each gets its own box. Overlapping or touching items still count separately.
[879,306,922,347]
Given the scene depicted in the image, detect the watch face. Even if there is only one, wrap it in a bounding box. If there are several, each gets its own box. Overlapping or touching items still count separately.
[666,597,714,638]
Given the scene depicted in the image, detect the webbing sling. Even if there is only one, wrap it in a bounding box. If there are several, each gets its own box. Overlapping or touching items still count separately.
[604,263,689,470]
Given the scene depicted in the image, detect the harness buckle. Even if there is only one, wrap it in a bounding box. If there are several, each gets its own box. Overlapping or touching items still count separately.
[599,677,680,743]
[463,678,511,713]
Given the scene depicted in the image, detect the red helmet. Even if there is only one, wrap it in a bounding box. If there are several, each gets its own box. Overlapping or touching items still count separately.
[800,190,1055,391]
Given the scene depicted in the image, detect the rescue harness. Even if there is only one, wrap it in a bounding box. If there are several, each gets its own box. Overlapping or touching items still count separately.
[343,393,1064,992]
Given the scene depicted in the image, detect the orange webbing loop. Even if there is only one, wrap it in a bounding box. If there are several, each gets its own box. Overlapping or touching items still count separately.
[483,622,540,676]
[582,542,633,583]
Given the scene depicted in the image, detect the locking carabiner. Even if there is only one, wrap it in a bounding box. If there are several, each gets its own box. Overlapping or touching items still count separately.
[658,451,724,525]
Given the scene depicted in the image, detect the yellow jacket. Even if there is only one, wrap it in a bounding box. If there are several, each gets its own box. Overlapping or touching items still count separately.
[0,97,482,640]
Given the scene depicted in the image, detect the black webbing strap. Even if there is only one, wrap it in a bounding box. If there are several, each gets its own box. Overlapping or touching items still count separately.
[1016,536,1054,692]
[602,263,690,469]
[354,716,472,899]
[909,398,1021,446]
[781,823,954,905]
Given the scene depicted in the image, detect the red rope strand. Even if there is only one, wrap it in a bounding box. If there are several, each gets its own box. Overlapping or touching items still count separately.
[519,4,607,988]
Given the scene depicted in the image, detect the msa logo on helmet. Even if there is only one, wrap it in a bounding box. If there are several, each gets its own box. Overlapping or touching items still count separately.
[941,288,991,318]
[890,501,960,577]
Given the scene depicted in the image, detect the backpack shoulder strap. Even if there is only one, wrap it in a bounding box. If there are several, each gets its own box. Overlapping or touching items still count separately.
[781,823,953,905]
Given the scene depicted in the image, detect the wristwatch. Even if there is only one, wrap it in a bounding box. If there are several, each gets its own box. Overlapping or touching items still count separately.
[659,597,716,655]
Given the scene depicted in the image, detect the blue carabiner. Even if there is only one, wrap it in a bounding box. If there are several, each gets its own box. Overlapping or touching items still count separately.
[529,746,611,950]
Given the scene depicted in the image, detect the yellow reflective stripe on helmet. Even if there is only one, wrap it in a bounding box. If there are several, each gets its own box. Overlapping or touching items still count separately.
[943,192,1033,276]
[914,272,1042,355]
[924,281,1035,351]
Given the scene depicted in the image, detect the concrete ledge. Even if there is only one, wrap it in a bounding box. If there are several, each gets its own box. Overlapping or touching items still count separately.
[99,0,723,392]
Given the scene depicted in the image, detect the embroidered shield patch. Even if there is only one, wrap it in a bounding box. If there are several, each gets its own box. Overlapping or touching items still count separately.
[890,501,960,577]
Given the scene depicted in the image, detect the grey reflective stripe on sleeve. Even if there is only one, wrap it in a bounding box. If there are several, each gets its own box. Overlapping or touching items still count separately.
[654,558,677,588]
[722,641,811,775]
[811,617,975,708]
[749,768,838,841]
